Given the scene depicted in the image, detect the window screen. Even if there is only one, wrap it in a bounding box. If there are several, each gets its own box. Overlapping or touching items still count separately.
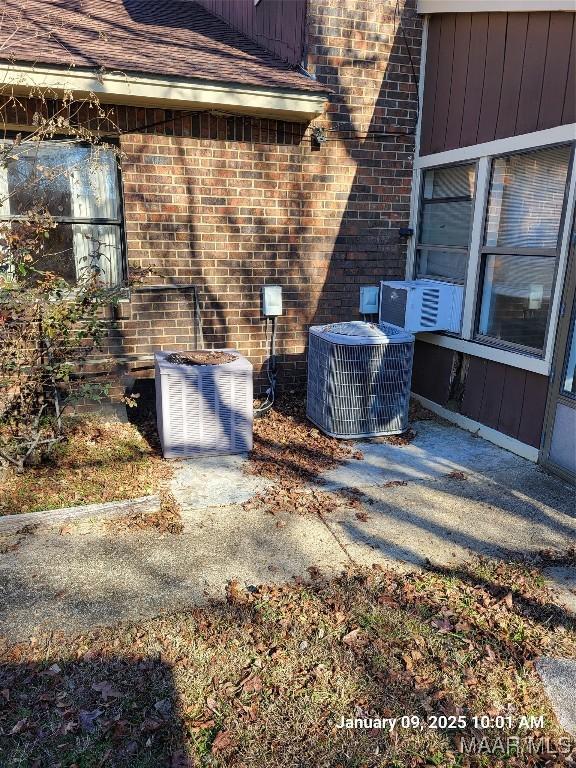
[416,163,475,284]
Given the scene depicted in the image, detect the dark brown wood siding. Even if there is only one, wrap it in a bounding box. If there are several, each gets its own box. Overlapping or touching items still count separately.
[420,11,576,155]
[195,0,307,66]
[412,343,549,448]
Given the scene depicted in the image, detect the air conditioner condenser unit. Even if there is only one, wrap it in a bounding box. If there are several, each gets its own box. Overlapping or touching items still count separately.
[306,321,415,438]
[379,279,464,333]
[155,350,253,458]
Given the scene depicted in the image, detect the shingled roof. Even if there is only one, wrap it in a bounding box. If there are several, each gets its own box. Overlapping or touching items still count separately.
[0,0,326,94]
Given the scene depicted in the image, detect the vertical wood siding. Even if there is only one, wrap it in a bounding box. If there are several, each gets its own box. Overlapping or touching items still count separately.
[420,11,576,155]
[412,343,549,448]
[195,0,307,66]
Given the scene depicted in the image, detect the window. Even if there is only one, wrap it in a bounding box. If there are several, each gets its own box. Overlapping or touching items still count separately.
[477,145,571,353]
[0,141,124,287]
[561,307,576,398]
[416,163,476,283]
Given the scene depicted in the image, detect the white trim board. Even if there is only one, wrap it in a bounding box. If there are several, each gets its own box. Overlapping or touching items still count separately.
[0,64,328,122]
[415,124,576,168]
[415,334,551,375]
[405,15,428,281]
[418,1,575,12]
[411,393,540,462]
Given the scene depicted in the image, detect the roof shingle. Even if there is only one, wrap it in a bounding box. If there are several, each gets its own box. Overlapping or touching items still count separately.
[0,0,326,94]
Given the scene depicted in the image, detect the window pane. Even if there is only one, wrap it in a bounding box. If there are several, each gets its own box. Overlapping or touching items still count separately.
[485,145,571,249]
[41,224,77,283]
[420,200,473,247]
[416,248,468,282]
[561,310,576,396]
[478,254,555,350]
[423,164,475,199]
[6,143,119,220]
[418,164,475,284]
[31,223,121,286]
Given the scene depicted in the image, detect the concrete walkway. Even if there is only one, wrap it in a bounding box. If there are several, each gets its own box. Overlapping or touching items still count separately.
[0,418,574,643]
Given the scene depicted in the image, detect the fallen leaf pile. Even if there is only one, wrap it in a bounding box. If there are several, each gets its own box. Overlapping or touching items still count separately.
[107,492,184,535]
[379,428,417,446]
[243,484,343,521]
[244,394,365,520]
[1,554,574,767]
[247,394,363,485]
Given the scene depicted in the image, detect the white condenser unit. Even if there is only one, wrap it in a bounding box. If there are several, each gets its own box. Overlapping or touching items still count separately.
[379,279,464,333]
[306,321,415,438]
[155,350,253,459]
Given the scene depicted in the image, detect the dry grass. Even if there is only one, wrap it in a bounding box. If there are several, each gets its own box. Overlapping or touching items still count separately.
[0,555,574,767]
[0,419,173,515]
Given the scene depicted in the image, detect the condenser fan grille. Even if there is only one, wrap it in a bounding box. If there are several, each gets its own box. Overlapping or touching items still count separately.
[306,324,414,438]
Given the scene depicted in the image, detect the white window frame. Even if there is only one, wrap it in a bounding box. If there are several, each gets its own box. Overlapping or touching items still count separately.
[406,121,576,377]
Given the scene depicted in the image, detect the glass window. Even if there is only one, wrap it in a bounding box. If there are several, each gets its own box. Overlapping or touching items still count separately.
[0,141,123,287]
[485,145,571,249]
[478,254,555,350]
[561,309,576,397]
[477,144,571,353]
[416,163,475,283]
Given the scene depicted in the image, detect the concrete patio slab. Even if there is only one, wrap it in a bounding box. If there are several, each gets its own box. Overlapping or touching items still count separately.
[316,419,524,490]
[544,567,576,615]
[0,506,348,643]
[535,657,576,736]
[319,464,576,569]
[171,453,272,511]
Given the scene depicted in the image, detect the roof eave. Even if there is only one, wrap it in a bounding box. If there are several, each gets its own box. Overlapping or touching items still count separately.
[0,62,329,123]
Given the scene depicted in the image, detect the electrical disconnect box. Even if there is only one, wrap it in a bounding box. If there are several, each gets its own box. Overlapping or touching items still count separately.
[360,286,380,315]
[262,285,283,316]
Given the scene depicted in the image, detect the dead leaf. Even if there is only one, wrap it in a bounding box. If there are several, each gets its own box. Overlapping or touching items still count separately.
[226,579,250,605]
[342,628,367,648]
[444,470,467,480]
[242,674,263,694]
[92,681,122,701]
[171,750,195,768]
[190,718,215,732]
[79,709,103,732]
[431,617,454,634]
[10,718,28,735]
[211,729,233,752]
[59,524,74,535]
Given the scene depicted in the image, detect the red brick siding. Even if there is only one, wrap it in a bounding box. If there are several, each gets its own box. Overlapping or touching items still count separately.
[3,0,421,396]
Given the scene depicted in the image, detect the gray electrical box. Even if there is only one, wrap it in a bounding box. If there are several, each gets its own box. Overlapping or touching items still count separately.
[262,285,283,316]
[360,285,379,315]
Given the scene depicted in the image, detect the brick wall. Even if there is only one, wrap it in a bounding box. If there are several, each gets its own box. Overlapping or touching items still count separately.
[5,0,422,396]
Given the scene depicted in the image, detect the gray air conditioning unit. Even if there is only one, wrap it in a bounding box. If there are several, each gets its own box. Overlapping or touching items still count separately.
[155,350,253,459]
[379,279,464,333]
[306,321,414,438]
